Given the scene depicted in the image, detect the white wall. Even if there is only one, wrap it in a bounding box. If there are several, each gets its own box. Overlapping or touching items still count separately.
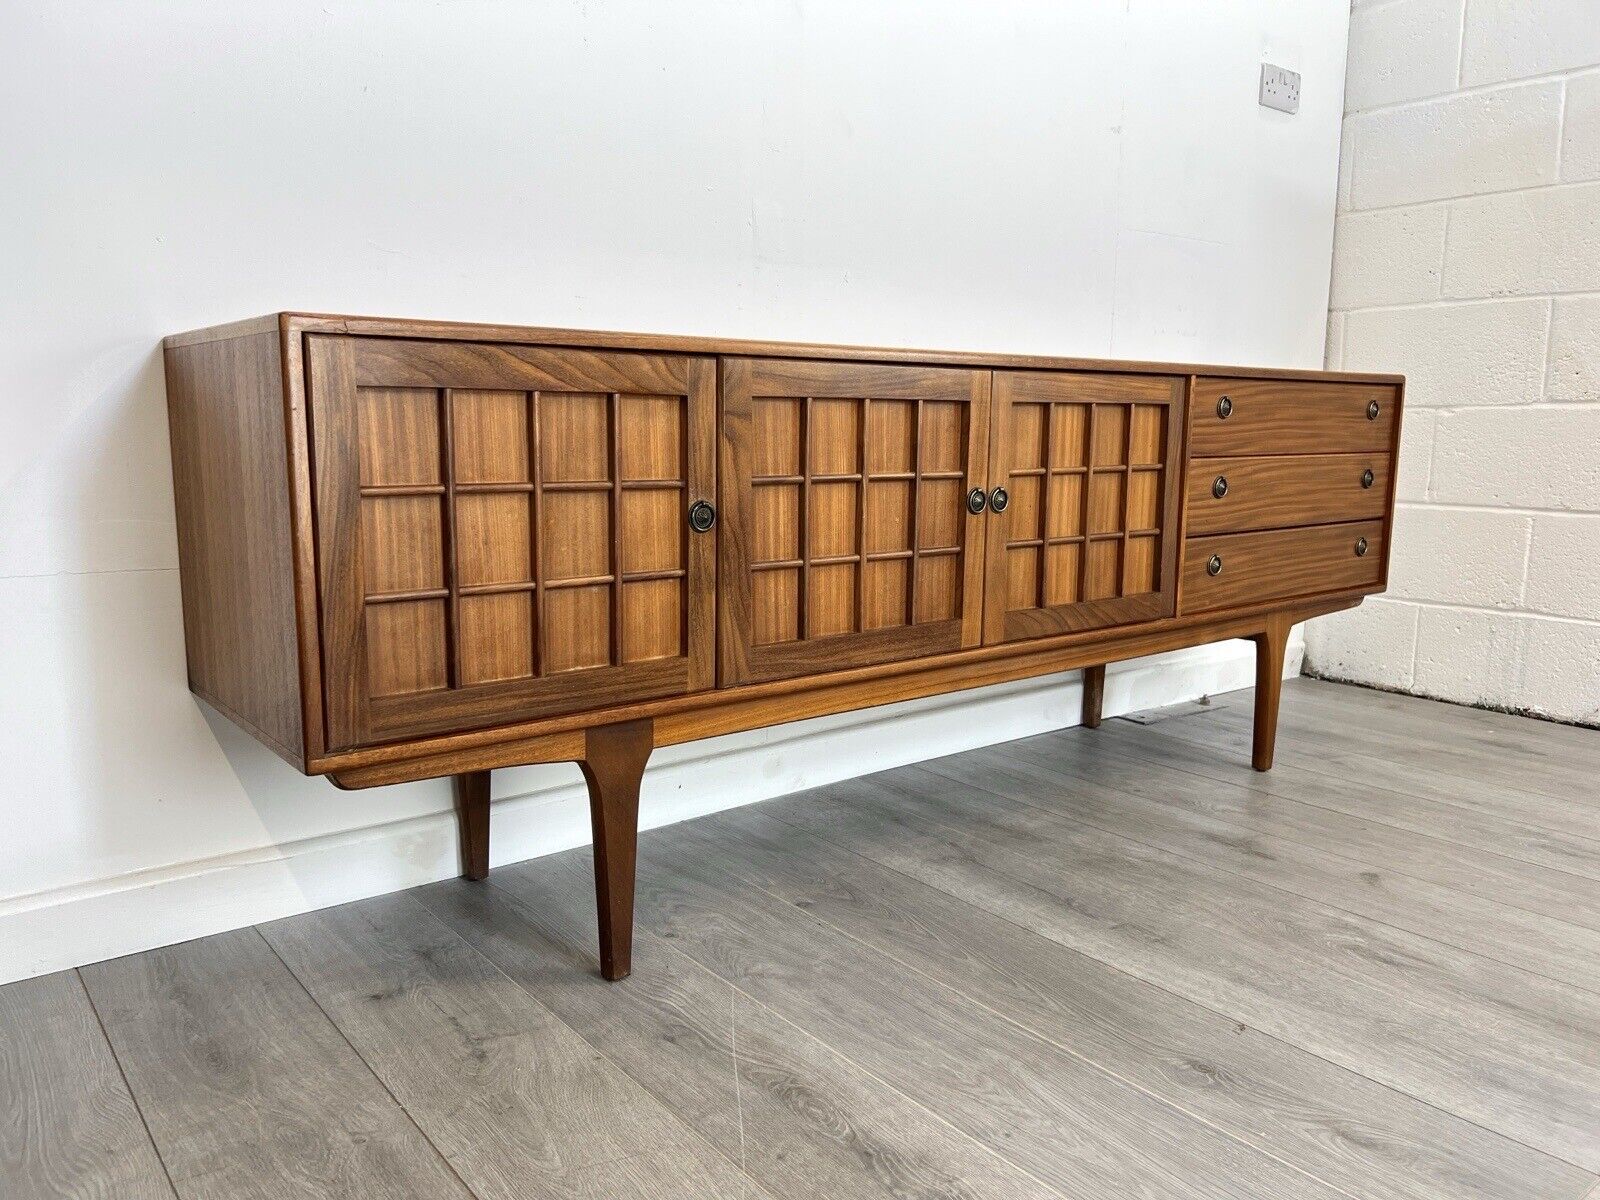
[1311,0,1600,725]
[0,0,1351,984]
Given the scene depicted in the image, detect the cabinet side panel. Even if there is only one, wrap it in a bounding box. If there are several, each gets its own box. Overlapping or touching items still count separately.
[165,330,305,765]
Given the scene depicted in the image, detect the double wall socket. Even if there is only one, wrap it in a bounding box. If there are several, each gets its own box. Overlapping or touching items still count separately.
[1259,63,1300,114]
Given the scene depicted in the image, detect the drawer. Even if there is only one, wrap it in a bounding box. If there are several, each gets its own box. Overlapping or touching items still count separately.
[1186,454,1391,535]
[1182,520,1384,613]
[1190,378,1397,457]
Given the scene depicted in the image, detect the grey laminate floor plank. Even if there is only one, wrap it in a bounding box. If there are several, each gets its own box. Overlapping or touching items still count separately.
[616,830,1356,1200]
[1183,691,1593,821]
[661,805,1592,1200]
[78,928,472,1200]
[412,862,1062,1200]
[1285,679,1600,771]
[757,763,1600,1171]
[936,731,1600,991]
[1092,711,1600,882]
[1270,683,1597,797]
[1146,705,1600,899]
[259,892,759,1200]
[0,970,176,1200]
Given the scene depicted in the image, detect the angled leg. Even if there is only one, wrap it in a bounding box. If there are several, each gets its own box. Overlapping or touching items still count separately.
[1081,664,1106,729]
[1251,613,1293,772]
[453,771,491,881]
[579,718,654,981]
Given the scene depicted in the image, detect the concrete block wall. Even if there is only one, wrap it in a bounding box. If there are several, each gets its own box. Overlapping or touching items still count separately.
[1311,0,1600,725]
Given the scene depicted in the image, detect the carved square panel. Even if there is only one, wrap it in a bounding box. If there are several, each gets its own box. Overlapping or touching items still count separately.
[1127,469,1162,531]
[1129,405,1164,466]
[541,491,610,581]
[1124,534,1158,596]
[619,395,683,481]
[866,400,916,475]
[1088,472,1125,536]
[1086,539,1121,601]
[862,558,909,630]
[361,495,444,595]
[864,480,912,554]
[1008,403,1046,471]
[752,568,799,645]
[1007,546,1038,611]
[752,399,802,478]
[1045,474,1083,538]
[916,479,962,550]
[1049,404,1089,469]
[365,600,447,696]
[544,585,611,672]
[458,592,534,685]
[622,579,682,663]
[915,555,960,623]
[1044,543,1082,607]
[807,562,855,636]
[452,390,528,484]
[620,489,682,574]
[810,399,860,475]
[753,484,801,564]
[919,402,965,473]
[809,482,858,559]
[456,493,531,587]
[1092,405,1129,467]
[358,388,440,487]
[540,393,610,483]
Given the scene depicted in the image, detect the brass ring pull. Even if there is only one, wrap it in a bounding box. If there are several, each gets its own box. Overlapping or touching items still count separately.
[966,488,988,515]
[1212,475,1229,499]
[1207,554,1224,577]
[1217,396,1233,419]
[988,486,1010,514]
[1361,468,1375,489]
[1355,537,1369,557]
[1367,399,1381,420]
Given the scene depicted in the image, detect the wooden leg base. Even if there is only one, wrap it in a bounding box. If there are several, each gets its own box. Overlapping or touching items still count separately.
[1082,664,1106,729]
[453,771,491,881]
[579,718,654,981]
[1251,613,1292,772]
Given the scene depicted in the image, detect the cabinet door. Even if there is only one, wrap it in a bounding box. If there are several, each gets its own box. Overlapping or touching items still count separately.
[308,336,715,750]
[720,358,991,685]
[982,371,1184,644]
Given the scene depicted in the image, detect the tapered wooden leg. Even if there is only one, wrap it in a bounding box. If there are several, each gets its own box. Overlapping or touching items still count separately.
[578,718,654,981]
[453,771,491,881]
[1081,664,1106,729]
[1251,613,1292,772]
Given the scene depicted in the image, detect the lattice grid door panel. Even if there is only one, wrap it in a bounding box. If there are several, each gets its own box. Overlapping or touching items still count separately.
[721,359,991,685]
[983,371,1185,644]
[310,337,714,749]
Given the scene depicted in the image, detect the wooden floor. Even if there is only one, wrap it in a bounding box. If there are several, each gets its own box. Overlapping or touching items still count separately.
[5,679,1599,1200]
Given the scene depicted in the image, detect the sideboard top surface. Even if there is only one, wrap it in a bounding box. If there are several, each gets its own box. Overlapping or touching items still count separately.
[163,312,1405,386]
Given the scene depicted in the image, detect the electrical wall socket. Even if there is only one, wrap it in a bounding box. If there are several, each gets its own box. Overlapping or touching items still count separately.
[1259,62,1300,114]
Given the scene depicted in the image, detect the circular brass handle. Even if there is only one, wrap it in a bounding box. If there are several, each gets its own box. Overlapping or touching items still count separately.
[687,500,717,533]
[966,487,988,515]
[1355,537,1369,557]
[1367,399,1381,421]
[1217,396,1233,419]
[1212,475,1229,499]
[1361,468,1375,489]
[989,486,1010,514]
[1207,554,1224,577]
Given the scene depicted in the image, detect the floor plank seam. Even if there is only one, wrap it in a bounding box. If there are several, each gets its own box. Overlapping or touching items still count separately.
[727,985,750,1180]
[753,796,1597,1179]
[1065,715,1600,874]
[469,871,1078,1200]
[918,752,1600,1000]
[252,925,483,1199]
[701,811,1384,1200]
[74,966,182,1199]
[402,882,771,1196]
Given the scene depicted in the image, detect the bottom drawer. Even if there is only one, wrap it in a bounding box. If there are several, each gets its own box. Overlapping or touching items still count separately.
[1182,520,1384,613]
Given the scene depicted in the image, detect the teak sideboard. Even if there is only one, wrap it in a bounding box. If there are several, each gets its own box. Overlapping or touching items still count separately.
[164,313,1404,980]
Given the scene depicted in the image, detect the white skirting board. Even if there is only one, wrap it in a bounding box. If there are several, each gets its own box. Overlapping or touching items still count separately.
[0,636,1293,985]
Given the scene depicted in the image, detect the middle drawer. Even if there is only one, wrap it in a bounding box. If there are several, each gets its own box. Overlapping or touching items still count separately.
[1186,453,1390,535]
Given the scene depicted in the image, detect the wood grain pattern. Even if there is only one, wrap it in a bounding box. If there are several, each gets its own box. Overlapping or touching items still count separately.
[164,329,304,766]
[0,971,175,1199]
[1186,453,1392,535]
[1252,611,1292,770]
[982,370,1185,645]
[1190,378,1397,457]
[78,929,470,1199]
[667,802,1591,1200]
[168,312,1406,387]
[308,338,715,749]
[417,862,1060,1200]
[718,358,991,686]
[765,761,1600,1172]
[259,894,755,1200]
[1182,521,1385,613]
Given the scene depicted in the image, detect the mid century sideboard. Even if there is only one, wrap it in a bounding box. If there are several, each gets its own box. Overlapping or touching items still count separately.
[164,313,1403,980]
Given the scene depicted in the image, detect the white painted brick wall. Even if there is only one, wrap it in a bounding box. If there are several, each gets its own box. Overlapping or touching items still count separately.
[1311,1,1600,725]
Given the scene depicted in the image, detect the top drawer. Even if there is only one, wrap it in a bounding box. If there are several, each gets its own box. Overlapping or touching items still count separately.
[1190,378,1397,457]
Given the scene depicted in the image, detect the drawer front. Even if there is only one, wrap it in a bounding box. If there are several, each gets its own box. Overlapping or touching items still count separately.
[1182,520,1384,613]
[1190,378,1396,457]
[1186,453,1391,535]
